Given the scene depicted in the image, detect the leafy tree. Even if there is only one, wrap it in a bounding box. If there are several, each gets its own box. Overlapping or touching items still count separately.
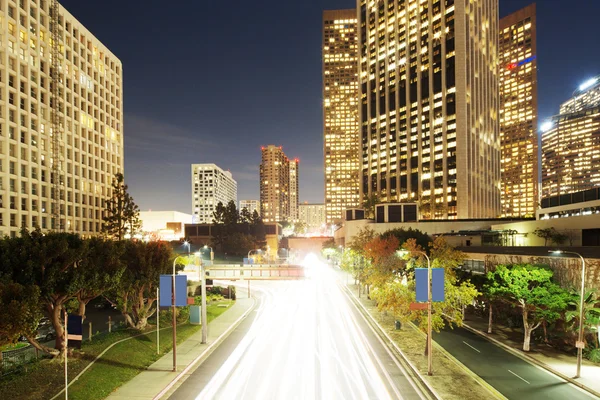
[3,229,88,356]
[240,207,253,225]
[381,228,431,252]
[363,235,401,288]
[293,221,307,236]
[111,241,173,330]
[102,173,141,240]
[486,264,572,351]
[566,289,600,349]
[0,283,42,346]
[250,210,262,225]
[224,200,239,226]
[212,201,226,224]
[371,280,416,327]
[347,227,376,254]
[74,238,125,321]
[362,193,380,219]
[533,228,554,246]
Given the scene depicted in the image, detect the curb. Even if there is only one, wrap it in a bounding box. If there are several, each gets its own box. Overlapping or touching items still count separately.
[153,296,257,399]
[406,321,506,400]
[341,284,440,400]
[461,322,600,399]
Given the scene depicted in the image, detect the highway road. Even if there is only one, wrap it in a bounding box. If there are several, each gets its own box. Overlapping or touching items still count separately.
[170,255,427,400]
[434,326,597,400]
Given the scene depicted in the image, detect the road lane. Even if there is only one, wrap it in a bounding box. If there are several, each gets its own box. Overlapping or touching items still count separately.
[170,259,426,400]
[434,326,596,400]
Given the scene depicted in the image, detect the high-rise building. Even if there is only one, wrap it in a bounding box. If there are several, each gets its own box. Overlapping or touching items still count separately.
[0,2,123,237]
[259,145,299,223]
[358,0,501,220]
[289,158,299,221]
[298,202,326,231]
[239,199,260,216]
[191,164,237,224]
[542,77,600,198]
[499,4,538,217]
[322,9,360,224]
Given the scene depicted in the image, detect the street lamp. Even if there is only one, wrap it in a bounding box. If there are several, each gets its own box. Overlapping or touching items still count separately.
[548,250,586,378]
[183,240,190,256]
[203,245,214,262]
[398,249,433,376]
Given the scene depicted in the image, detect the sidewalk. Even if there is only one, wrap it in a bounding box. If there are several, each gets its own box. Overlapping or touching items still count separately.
[107,297,255,400]
[463,312,600,397]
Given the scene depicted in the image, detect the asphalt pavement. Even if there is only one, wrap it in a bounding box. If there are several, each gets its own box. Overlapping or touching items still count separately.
[170,258,427,400]
[434,327,597,400]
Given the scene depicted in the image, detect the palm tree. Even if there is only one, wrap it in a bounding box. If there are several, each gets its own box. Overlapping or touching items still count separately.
[566,290,600,349]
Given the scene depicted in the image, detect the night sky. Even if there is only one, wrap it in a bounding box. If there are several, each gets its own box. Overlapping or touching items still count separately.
[60,0,600,214]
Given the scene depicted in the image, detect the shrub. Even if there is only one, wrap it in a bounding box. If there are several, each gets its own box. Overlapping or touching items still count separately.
[587,348,600,363]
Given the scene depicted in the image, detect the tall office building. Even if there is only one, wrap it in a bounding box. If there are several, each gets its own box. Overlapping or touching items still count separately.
[0,1,123,237]
[358,0,501,219]
[298,202,326,231]
[289,158,299,221]
[239,199,260,216]
[259,145,299,223]
[191,164,237,224]
[499,4,538,217]
[542,77,600,198]
[322,9,360,224]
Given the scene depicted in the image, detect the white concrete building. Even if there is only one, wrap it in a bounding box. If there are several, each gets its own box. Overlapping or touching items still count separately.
[298,203,325,230]
[191,164,237,224]
[239,199,260,216]
[139,211,193,241]
[0,1,123,237]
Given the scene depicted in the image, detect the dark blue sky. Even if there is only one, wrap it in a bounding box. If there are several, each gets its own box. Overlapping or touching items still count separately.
[60,0,600,214]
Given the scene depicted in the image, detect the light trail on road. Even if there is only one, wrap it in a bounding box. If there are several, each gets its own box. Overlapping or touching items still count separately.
[193,255,402,400]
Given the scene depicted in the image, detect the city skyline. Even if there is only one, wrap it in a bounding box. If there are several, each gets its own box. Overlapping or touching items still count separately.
[56,0,600,214]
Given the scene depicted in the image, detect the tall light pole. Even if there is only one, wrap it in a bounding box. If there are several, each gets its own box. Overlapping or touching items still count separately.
[203,245,214,263]
[184,241,190,256]
[398,249,433,375]
[549,250,586,378]
[171,255,185,372]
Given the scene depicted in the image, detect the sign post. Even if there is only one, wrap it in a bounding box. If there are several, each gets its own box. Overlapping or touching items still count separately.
[160,266,187,372]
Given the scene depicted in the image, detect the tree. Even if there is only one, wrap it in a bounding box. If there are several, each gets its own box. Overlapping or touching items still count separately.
[250,210,262,225]
[212,201,226,224]
[565,289,600,349]
[347,227,376,254]
[3,229,88,356]
[111,241,173,330]
[74,238,125,321]
[102,173,141,240]
[381,228,431,252]
[0,283,42,346]
[363,235,401,288]
[293,221,307,236]
[533,228,554,246]
[224,200,239,226]
[240,207,253,225]
[486,264,572,351]
[362,193,380,219]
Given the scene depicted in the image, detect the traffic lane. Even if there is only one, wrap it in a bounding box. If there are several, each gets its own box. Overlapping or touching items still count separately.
[169,285,264,400]
[434,327,595,400]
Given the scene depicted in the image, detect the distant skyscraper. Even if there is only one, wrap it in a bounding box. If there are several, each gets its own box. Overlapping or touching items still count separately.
[499,4,538,217]
[259,145,299,223]
[239,200,260,216]
[322,9,360,224]
[358,0,501,219]
[289,159,299,221]
[191,164,237,224]
[542,77,600,198]
[299,203,326,231]
[0,2,123,237]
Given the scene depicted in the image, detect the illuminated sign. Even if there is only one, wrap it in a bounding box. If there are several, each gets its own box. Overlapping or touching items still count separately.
[507,55,536,70]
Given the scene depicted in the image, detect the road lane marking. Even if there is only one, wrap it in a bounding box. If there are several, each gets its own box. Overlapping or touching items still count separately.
[508,369,530,384]
[462,341,481,353]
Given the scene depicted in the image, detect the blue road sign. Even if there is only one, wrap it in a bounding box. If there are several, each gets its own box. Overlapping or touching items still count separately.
[67,315,83,349]
[415,268,428,302]
[415,268,445,303]
[159,275,187,307]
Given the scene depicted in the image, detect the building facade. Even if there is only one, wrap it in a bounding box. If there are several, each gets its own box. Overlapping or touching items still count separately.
[191,164,237,224]
[358,0,501,220]
[499,4,538,217]
[239,199,260,216]
[322,9,361,224]
[542,77,600,199]
[298,202,326,231]
[139,210,193,241]
[0,1,123,237]
[260,145,299,223]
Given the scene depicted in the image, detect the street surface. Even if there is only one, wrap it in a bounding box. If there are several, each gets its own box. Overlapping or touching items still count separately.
[170,255,425,400]
[434,327,596,400]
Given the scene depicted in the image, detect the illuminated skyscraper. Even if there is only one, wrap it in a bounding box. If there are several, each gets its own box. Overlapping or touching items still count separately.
[322,9,360,224]
[239,200,260,216]
[191,164,237,224]
[499,4,538,217]
[0,1,123,237]
[542,77,600,198]
[259,146,299,223]
[358,0,501,219]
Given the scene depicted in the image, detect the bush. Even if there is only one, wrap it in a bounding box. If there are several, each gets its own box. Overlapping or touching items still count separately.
[228,285,236,300]
[586,348,600,363]
[159,307,189,325]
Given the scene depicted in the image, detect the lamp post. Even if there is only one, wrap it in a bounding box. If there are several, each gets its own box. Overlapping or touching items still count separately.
[183,241,190,256]
[548,250,586,378]
[203,245,214,262]
[171,255,185,372]
[398,249,433,376]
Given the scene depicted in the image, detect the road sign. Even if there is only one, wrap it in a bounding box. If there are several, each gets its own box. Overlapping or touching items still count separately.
[67,315,82,349]
[415,268,428,302]
[576,340,585,349]
[432,268,445,302]
[159,275,187,307]
[409,302,428,311]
